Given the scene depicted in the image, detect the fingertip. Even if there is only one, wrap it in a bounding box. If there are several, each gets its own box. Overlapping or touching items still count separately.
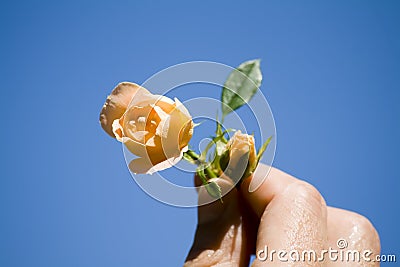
[247,164,271,193]
[197,177,237,225]
[240,165,298,217]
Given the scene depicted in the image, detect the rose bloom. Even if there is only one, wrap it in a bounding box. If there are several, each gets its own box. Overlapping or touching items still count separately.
[100,82,194,174]
[220,130,257,181]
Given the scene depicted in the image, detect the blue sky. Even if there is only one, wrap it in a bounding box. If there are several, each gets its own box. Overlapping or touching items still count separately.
[1,0,399,266]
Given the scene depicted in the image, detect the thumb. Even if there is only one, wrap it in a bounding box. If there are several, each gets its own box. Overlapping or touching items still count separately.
[184,177,250,267]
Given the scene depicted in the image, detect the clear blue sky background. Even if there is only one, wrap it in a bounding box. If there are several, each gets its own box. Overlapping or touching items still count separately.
[1,1,399,266]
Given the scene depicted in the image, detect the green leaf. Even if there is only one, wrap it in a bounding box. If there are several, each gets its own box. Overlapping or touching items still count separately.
[256,136,272,165]
[216,114,223,136]
[221,59,262,119]
[205,181,223,202]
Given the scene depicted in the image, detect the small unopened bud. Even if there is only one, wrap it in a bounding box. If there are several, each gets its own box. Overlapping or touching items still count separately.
[219,131,257,184]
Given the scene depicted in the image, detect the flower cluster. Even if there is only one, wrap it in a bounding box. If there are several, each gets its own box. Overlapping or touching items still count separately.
[99,60,271,199]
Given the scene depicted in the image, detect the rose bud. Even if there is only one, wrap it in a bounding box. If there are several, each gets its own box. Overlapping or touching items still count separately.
[100,82,194,174]
[219,130,257,184]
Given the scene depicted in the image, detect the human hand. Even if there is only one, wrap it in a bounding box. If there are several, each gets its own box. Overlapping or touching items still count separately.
[184,164,380,266]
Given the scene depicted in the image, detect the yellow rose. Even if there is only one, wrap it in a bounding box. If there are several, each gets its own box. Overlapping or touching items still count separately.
[100,82,194,174]
[220,130,257,182]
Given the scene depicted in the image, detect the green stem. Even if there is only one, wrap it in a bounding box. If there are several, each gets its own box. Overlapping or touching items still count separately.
[185,150,201,162]
[184,150,217,179]
[204,166,217,179]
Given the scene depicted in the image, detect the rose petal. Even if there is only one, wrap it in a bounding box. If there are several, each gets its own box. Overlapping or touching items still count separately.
[123,137,148,158]
[159,103,192,158]
[128,88,174,110]
[128,157,154,174]
[112,118,124,141]
[145,136,156,147]
[174,97,191,118]
[128,154,183,174]
[100,82,148,138]
[153,106,170,139]
[130,130,148,143]
[179,120,194,149]
[148,154,182,174]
